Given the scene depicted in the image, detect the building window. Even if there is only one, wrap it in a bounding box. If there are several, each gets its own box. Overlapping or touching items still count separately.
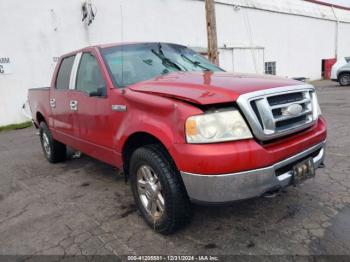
[265,61,276,75]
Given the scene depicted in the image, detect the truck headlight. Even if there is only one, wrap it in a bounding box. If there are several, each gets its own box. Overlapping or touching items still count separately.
[185,108,253,143]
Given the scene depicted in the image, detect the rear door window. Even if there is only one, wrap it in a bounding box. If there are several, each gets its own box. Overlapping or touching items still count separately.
[56,55,75,90]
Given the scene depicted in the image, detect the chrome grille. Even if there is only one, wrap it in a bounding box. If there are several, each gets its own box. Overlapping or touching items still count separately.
[237,85,318,141]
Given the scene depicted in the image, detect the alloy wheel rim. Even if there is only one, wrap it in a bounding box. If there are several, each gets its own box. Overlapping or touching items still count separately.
[341,75,350,85]
[136,165,165,219]
[42,132,51,157]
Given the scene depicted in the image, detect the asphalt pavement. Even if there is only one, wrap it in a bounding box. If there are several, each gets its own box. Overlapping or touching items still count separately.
[0,80,349,259]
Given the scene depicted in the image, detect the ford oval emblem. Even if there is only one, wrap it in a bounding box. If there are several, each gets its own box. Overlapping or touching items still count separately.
[282,104,303,116]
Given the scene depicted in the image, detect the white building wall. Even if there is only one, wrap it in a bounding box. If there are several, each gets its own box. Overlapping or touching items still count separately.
[338,21,350,58]
[0,0,350,126]
[215,6,337,78]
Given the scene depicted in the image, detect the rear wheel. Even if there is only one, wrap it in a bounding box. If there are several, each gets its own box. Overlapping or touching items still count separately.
[39,122,66,163]
[129,145,192,234]
[339,73,350,86]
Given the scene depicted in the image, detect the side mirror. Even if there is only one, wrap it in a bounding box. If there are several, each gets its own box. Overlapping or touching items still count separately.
[88,86,105,97]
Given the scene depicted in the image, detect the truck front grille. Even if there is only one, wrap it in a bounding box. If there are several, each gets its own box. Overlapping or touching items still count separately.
[237,85,318,141]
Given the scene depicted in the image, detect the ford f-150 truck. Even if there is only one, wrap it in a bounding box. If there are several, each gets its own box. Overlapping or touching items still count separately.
[28,42,327,234]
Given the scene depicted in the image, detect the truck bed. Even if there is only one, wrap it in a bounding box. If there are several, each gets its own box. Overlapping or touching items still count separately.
[28,87,50,126]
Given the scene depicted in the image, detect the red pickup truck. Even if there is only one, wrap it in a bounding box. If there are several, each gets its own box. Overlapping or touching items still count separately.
[28,42,327,234]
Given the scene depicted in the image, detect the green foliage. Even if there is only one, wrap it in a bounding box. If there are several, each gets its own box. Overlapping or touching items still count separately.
[0,121,33,132]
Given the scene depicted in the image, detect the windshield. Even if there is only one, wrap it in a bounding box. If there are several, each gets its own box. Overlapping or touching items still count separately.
[100,43,224,87]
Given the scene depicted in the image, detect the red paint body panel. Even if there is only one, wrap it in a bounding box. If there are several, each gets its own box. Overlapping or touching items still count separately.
[130,72,301,105]
[27,87,52,127]
[28,43,327,178]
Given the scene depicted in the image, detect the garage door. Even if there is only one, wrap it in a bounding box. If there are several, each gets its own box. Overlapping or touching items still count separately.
[219,47,264,74]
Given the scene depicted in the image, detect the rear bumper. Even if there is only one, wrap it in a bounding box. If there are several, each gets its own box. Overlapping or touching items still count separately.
[180,141,326,204]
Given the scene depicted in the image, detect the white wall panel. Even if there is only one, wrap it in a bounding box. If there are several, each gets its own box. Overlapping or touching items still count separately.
[0,0,349,125]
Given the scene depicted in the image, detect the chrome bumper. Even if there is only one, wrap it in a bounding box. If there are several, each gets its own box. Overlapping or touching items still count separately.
[180,141,326,204]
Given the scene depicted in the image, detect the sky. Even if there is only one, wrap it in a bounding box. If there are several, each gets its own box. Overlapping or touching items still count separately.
[318,0,350,7]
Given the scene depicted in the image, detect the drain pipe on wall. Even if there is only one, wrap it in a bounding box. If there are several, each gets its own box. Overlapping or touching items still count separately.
[331,5,339,60]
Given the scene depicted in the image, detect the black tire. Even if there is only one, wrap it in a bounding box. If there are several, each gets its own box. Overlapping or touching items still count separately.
[339,73,350,86]
[129,145,192,234]
[39,122,66,163]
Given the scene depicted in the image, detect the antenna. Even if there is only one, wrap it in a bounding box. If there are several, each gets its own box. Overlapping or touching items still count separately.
[120,5,124,87]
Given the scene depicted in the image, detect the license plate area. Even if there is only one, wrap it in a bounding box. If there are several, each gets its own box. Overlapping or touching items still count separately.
[292,158,315,186]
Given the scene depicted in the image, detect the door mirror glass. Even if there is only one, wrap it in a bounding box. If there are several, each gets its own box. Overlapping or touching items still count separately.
[76,53,106,97]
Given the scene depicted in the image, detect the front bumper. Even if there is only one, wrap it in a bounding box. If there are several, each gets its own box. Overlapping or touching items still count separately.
[180,141,326,204]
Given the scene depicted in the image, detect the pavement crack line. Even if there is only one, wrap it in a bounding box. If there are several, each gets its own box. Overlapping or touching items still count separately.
[0,202,31,226]
[91,218,136,255]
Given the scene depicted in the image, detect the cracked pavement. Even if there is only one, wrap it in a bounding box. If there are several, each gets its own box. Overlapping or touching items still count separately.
[0,80,349,256]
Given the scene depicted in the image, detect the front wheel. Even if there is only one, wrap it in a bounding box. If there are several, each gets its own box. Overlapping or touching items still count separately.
[39,122,66,163]
[129,145,192,234]
[339,73,350,86]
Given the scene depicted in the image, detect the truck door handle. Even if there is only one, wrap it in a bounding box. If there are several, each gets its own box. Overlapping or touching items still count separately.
[50,98,56,108]
[70,100,78,111]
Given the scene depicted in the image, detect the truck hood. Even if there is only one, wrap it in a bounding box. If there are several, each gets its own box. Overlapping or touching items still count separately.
[129,72,302,105]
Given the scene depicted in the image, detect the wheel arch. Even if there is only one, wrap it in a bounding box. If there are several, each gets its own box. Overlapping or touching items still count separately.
[122,132,177,178]
[338,70,350,80]
[36,111,46,127]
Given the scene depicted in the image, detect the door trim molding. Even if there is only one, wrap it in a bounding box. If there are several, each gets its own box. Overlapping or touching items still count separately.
[69,52,82,90]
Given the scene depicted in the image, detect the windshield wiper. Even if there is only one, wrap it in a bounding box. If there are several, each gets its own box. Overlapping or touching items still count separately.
[151,43,184,71]
[180,54,211,71]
